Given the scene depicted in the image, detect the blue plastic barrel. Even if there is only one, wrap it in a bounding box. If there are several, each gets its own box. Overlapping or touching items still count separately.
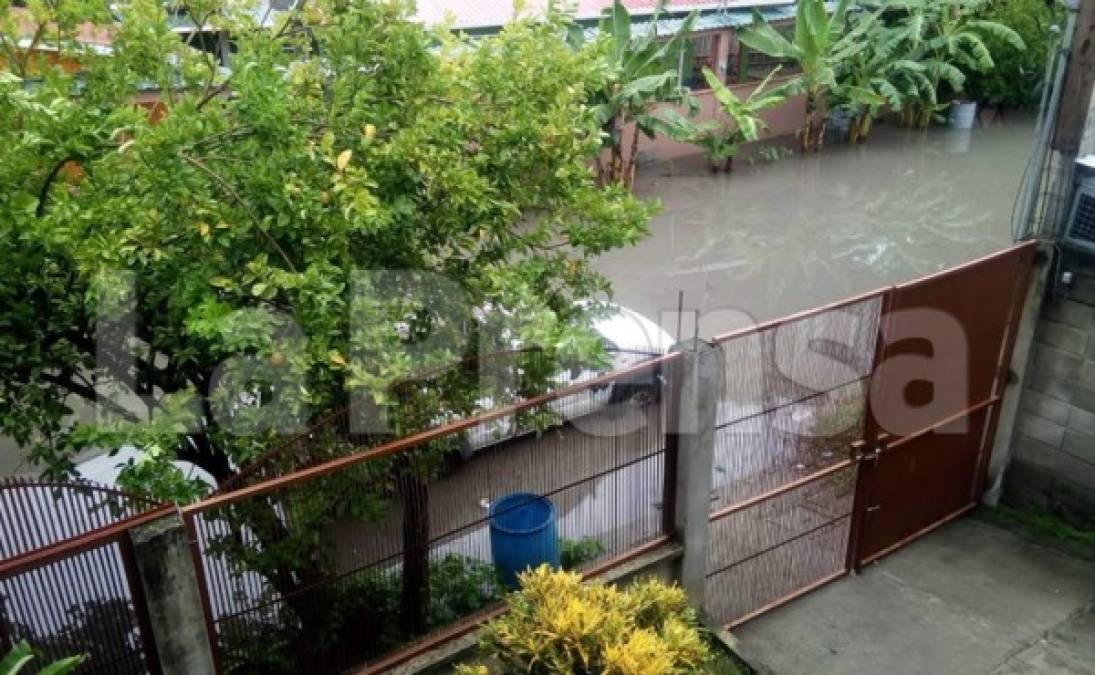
[489,492,560,587]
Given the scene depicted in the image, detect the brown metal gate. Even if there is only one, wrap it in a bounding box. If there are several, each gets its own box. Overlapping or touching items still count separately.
[850,242,1038,566]
[704,241,1038,628]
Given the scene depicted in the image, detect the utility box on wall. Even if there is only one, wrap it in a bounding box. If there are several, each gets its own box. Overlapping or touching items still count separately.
[1062,155,1095,252]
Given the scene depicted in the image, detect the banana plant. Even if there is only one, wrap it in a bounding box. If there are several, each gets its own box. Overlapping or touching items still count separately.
[572,0,699,188]
[671,66,789,172]
[831,12,902,142]
[2,642,85,675]
[890,0,1025,126]
[736,0,865,152]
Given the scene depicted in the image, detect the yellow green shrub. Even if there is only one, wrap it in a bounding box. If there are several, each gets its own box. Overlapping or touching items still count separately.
[456,566,712,674]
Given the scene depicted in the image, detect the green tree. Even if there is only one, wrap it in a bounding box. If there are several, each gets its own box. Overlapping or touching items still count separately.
[0,0,653,655]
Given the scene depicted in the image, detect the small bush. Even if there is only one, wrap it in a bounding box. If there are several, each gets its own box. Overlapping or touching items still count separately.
[221,554,504,674]
[458,566,713,674]
[560,536,607,571]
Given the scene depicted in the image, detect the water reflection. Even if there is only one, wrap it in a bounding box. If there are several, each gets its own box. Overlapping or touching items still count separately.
[596,116,1035,338]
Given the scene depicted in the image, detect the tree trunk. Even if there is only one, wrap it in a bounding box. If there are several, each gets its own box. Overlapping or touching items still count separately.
[723,155,734,173]
[860,114,873,141]
[900,104,915,128]
[399,470,430,635]
[799,109,813,152]
[801,94,826,152]
[625,124,641,188]
[609,111,626,186]
[219,498,335,652]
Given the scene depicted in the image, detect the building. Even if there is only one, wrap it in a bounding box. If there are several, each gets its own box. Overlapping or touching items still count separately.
[415,0,810,164]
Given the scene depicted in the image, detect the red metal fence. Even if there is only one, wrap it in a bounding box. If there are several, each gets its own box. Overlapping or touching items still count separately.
[0,480,167,674]
[180,354,679,674]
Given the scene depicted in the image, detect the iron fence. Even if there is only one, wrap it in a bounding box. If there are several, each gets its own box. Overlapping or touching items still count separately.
[703,291,883,627]
[0,481,167,674]
[181,352,679,674]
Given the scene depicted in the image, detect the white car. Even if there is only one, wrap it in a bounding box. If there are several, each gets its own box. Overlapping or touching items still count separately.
[460,304,674,458]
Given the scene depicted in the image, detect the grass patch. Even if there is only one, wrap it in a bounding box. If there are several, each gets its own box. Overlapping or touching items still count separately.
[979,504,1095,559]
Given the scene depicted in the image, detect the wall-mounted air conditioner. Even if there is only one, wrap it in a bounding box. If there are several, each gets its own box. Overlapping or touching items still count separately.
[1063,156,1095,253]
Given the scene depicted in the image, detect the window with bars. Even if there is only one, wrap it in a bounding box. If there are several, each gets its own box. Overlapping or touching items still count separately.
[727,22,799,83]
[684,33,721,90]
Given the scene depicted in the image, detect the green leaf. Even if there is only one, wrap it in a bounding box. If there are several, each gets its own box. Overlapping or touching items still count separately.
[738,14,798,61]
[609,0,632,61]
[1,643,35,675]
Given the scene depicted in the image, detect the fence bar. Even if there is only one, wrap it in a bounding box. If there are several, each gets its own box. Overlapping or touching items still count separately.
[884,396,1000,451]
[706,513,851,580]
[661,356,681,538]
[0,505,174,578]
[858,503,978,568]
[710,287,889,345]
[976,244,1041,500]
[846,285,896,572]
[891,239,1038,292]
[725,568,848,630]
[119,532,164,675]
[708,459,854,523]
[354,533,675,675]
[185,352,681,513]
[181,512,223,675]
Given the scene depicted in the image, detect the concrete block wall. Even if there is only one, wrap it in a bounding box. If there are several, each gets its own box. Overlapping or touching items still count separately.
[1005,265,1095,522]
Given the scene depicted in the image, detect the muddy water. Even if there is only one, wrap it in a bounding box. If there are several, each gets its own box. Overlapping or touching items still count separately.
[595,116,1037,339]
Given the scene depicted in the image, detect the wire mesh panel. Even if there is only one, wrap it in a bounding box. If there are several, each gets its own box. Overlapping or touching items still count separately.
[710,295,881,509]
[0,482,165,674]
[183,356,676,674]
[705,465,855,627]
[703,293,882,628]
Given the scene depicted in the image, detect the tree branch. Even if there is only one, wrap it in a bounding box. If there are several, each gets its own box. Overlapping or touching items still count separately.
[179,151,299,273]
[36,155,78,218]
[40,372,141,423]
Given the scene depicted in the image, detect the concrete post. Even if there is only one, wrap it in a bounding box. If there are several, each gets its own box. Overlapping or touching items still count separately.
[131,513,217,675]
[669,338,719,609]
[984,245,1052,506]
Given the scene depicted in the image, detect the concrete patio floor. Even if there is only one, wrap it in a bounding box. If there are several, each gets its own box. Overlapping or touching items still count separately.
[731,515,1095,675]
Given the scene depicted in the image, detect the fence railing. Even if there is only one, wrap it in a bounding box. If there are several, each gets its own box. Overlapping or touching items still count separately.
[180,352,680,674]
[0,481,168,674]
[1,243,1037,674]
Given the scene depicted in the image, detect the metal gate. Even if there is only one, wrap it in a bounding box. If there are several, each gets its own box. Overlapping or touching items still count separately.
[850,242,1038,565]
[704,241,1037,628]
[705,291,884,627]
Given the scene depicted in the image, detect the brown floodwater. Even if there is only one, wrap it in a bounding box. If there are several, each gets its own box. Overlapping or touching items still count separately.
[595,115,1037,339]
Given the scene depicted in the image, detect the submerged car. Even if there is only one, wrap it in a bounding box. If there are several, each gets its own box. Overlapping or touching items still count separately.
[460,303,674,458]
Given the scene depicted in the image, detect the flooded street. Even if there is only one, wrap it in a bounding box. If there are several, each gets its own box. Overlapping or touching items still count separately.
[596,115,1037,338]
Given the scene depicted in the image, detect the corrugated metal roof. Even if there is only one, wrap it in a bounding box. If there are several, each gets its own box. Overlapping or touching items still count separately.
[414,0,799,31]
